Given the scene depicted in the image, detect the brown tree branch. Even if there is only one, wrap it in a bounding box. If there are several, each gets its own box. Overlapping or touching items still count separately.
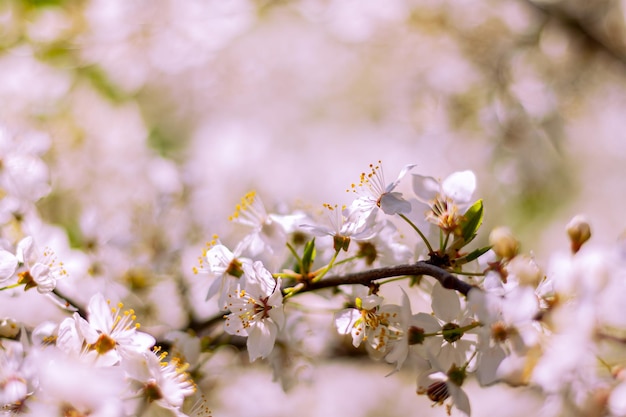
[523,0,626,68]
[183,261,476,340]
[298,261,476,296]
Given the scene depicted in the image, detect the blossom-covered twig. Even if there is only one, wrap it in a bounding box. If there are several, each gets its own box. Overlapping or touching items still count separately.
[296,261,476,296]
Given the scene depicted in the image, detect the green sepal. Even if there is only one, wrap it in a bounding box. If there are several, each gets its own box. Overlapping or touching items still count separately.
[408,275,423,287]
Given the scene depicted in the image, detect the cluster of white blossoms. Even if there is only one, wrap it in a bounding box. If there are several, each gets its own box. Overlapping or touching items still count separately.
[193,160,626,417]
[0,126,205,417]
[4,134,626,417]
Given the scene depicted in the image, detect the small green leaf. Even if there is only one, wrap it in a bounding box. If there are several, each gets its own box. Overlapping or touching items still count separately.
[301,238,316,274]
[461,199,484,243]
[454,246,492,266]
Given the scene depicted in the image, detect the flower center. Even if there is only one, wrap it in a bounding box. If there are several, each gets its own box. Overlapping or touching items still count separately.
[61,404,91,417]
[144,380,164,402]
[93,333,116,355]
[254,296,272,319]
[442,322,463,343]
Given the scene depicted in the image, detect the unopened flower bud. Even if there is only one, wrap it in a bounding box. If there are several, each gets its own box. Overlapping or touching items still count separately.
[507,255,542,287]
[489,226,519,260]
[566,215,591,254]
[0,317,19,338]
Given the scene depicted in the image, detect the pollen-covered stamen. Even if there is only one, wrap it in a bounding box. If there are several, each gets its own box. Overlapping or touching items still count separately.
[321,203,352,250]
[226,290,274,332]
[427,197,463,234]
[228,191,267,225]
[425,380,449,404]
[108,302,141,332]
[88,301,143,354]
[347,160,386,199]
[253,296,272,319]
[188,395,213,417]
[41,247,67,278]
[491,321,511,343]
[358,305,401,351]
[61,404,92,417]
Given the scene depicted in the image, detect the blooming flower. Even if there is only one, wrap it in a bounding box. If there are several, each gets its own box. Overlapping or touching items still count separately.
[223,261,285,361]
[417,353,472,417]
[126,347,196,411]
[23,347,126,417]
[227,191,287,257]
[15,236,67,293]
[334,294,403,359]
[0,339,31,409]
[61,293,155,366]
[427,282,477,370]
[384,289,443,374]
[412,170,476,235]
[301,203,378,252]
[194,235,249,309]
[347,161,415,216]
[467,287,539,385]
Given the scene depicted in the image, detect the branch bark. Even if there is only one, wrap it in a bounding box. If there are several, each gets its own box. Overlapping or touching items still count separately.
[298,261,475,296]
[185,261,476,338]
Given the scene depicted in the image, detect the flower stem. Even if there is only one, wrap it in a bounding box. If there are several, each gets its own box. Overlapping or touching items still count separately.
[398,213,434,254]
[0,283,23,291]
[312,249,340,283]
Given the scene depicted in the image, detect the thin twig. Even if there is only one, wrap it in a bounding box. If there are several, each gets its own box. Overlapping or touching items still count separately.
[297,261,475,296]
[184,261,476,338]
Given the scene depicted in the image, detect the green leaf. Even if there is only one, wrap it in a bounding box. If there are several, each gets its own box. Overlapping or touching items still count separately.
[301,238,316,274]
[454,246,492,266]
[461,199,484,243]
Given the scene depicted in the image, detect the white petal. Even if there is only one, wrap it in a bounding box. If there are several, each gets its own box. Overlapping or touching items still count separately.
[0,250,18,281]
[476,345,506,386]
[15,236,34,264]
[413,312,441,333]
[361,294,383,310]
[442,170,476,204]
[385,164,416,192]
[247,320,277,361]
[206,274,224,301]
[449,383,471,416]
[224,312,247,336]
[87,293,113,333]
[74,313,99,344]
[379,192,411,215]
[205,244,233,274]
[412,174,440,202]
[431,282,461,322]
[334,309,360,335]
[268,306,286,330]
[243,260,277,297]
[609,382,626,416]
